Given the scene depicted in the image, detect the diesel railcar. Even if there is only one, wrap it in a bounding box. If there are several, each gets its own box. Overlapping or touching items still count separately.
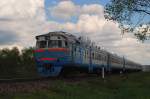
[34,31,142,77]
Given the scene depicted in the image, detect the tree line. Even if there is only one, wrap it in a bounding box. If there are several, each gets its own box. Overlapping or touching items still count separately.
[0,47,38,78]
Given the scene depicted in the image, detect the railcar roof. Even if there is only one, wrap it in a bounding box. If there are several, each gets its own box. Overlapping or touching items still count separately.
[36,31,76,38]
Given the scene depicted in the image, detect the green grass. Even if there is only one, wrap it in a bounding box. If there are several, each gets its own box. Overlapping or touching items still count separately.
[1,72,150,99]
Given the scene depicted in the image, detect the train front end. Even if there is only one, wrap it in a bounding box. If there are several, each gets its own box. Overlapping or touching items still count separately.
[34,32,70,77]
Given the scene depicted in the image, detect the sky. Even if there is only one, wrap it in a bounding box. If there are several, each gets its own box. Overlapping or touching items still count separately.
[0,0,149,65]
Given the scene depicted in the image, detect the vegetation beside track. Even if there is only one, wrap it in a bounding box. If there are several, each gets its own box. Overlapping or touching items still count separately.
[0,47,38,79]
[0,72,150,99]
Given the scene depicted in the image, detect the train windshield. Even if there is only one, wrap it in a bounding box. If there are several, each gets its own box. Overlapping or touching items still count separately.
[37,40,68,48]
[48,40,62,48]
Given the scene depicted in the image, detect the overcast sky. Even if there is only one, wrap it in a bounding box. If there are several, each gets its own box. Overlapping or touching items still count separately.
[0,0,149,65]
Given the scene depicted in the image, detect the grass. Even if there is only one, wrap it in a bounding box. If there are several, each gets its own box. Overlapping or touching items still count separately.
[0,72,150,99]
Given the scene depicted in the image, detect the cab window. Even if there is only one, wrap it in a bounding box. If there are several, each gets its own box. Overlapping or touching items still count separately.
[48,40,62,48]
[38,41,47,48]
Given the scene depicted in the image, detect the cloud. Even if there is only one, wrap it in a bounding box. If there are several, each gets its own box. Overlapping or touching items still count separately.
[0,0,48,48]
[50,1,104,20]
[81,4,104,17]
[50,1,80,20]
[0,0,45,20]
[48,1,150,65]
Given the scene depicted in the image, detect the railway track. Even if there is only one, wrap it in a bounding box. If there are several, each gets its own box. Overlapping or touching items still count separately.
[0,74,97,83]
[0,77,55,93]
[0,72,122,93]
[0,74,85,93]
[0,77,49,83]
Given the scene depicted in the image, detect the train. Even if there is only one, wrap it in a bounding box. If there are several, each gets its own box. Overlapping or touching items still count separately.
[34,31,142,77]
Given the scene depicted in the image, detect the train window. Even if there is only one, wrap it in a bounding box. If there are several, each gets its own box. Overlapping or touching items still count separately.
[38,41,47,48]
[96,53,98,60]
[51,40,58,48]
[98,54,101,60]
[87,51,89,58]
[58,37,61,39]
[95,53,97,60]
[65,41,68,47]
[48,41,51,47]
[84,51,86,58]
[77,47,80,52]
[48,40,62,48]
[84,51,85,58]
[85,51,87,58]
[92,53,94,59]
[104,56,106,61]
[58,40,62,47]
[74,47,76,51]
[86,50,88,59]
[94,53,96,60]
[75,47,79,55]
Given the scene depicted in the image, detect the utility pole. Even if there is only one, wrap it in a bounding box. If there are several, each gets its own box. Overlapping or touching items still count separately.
[102,66,105,79]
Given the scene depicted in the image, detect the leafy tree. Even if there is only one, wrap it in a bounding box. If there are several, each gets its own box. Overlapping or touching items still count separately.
[20,47,37,77]
[104,0,150,41]
[0,47,21,78]
[21,47,34,64]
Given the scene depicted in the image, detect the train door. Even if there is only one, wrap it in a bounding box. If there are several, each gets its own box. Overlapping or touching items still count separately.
[71,44,74,62]
[71,44,82,64]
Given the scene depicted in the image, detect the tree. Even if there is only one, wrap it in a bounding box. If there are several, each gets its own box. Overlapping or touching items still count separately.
[20,47,37,77]
[0,47,21,78]
[104,0,150,41]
